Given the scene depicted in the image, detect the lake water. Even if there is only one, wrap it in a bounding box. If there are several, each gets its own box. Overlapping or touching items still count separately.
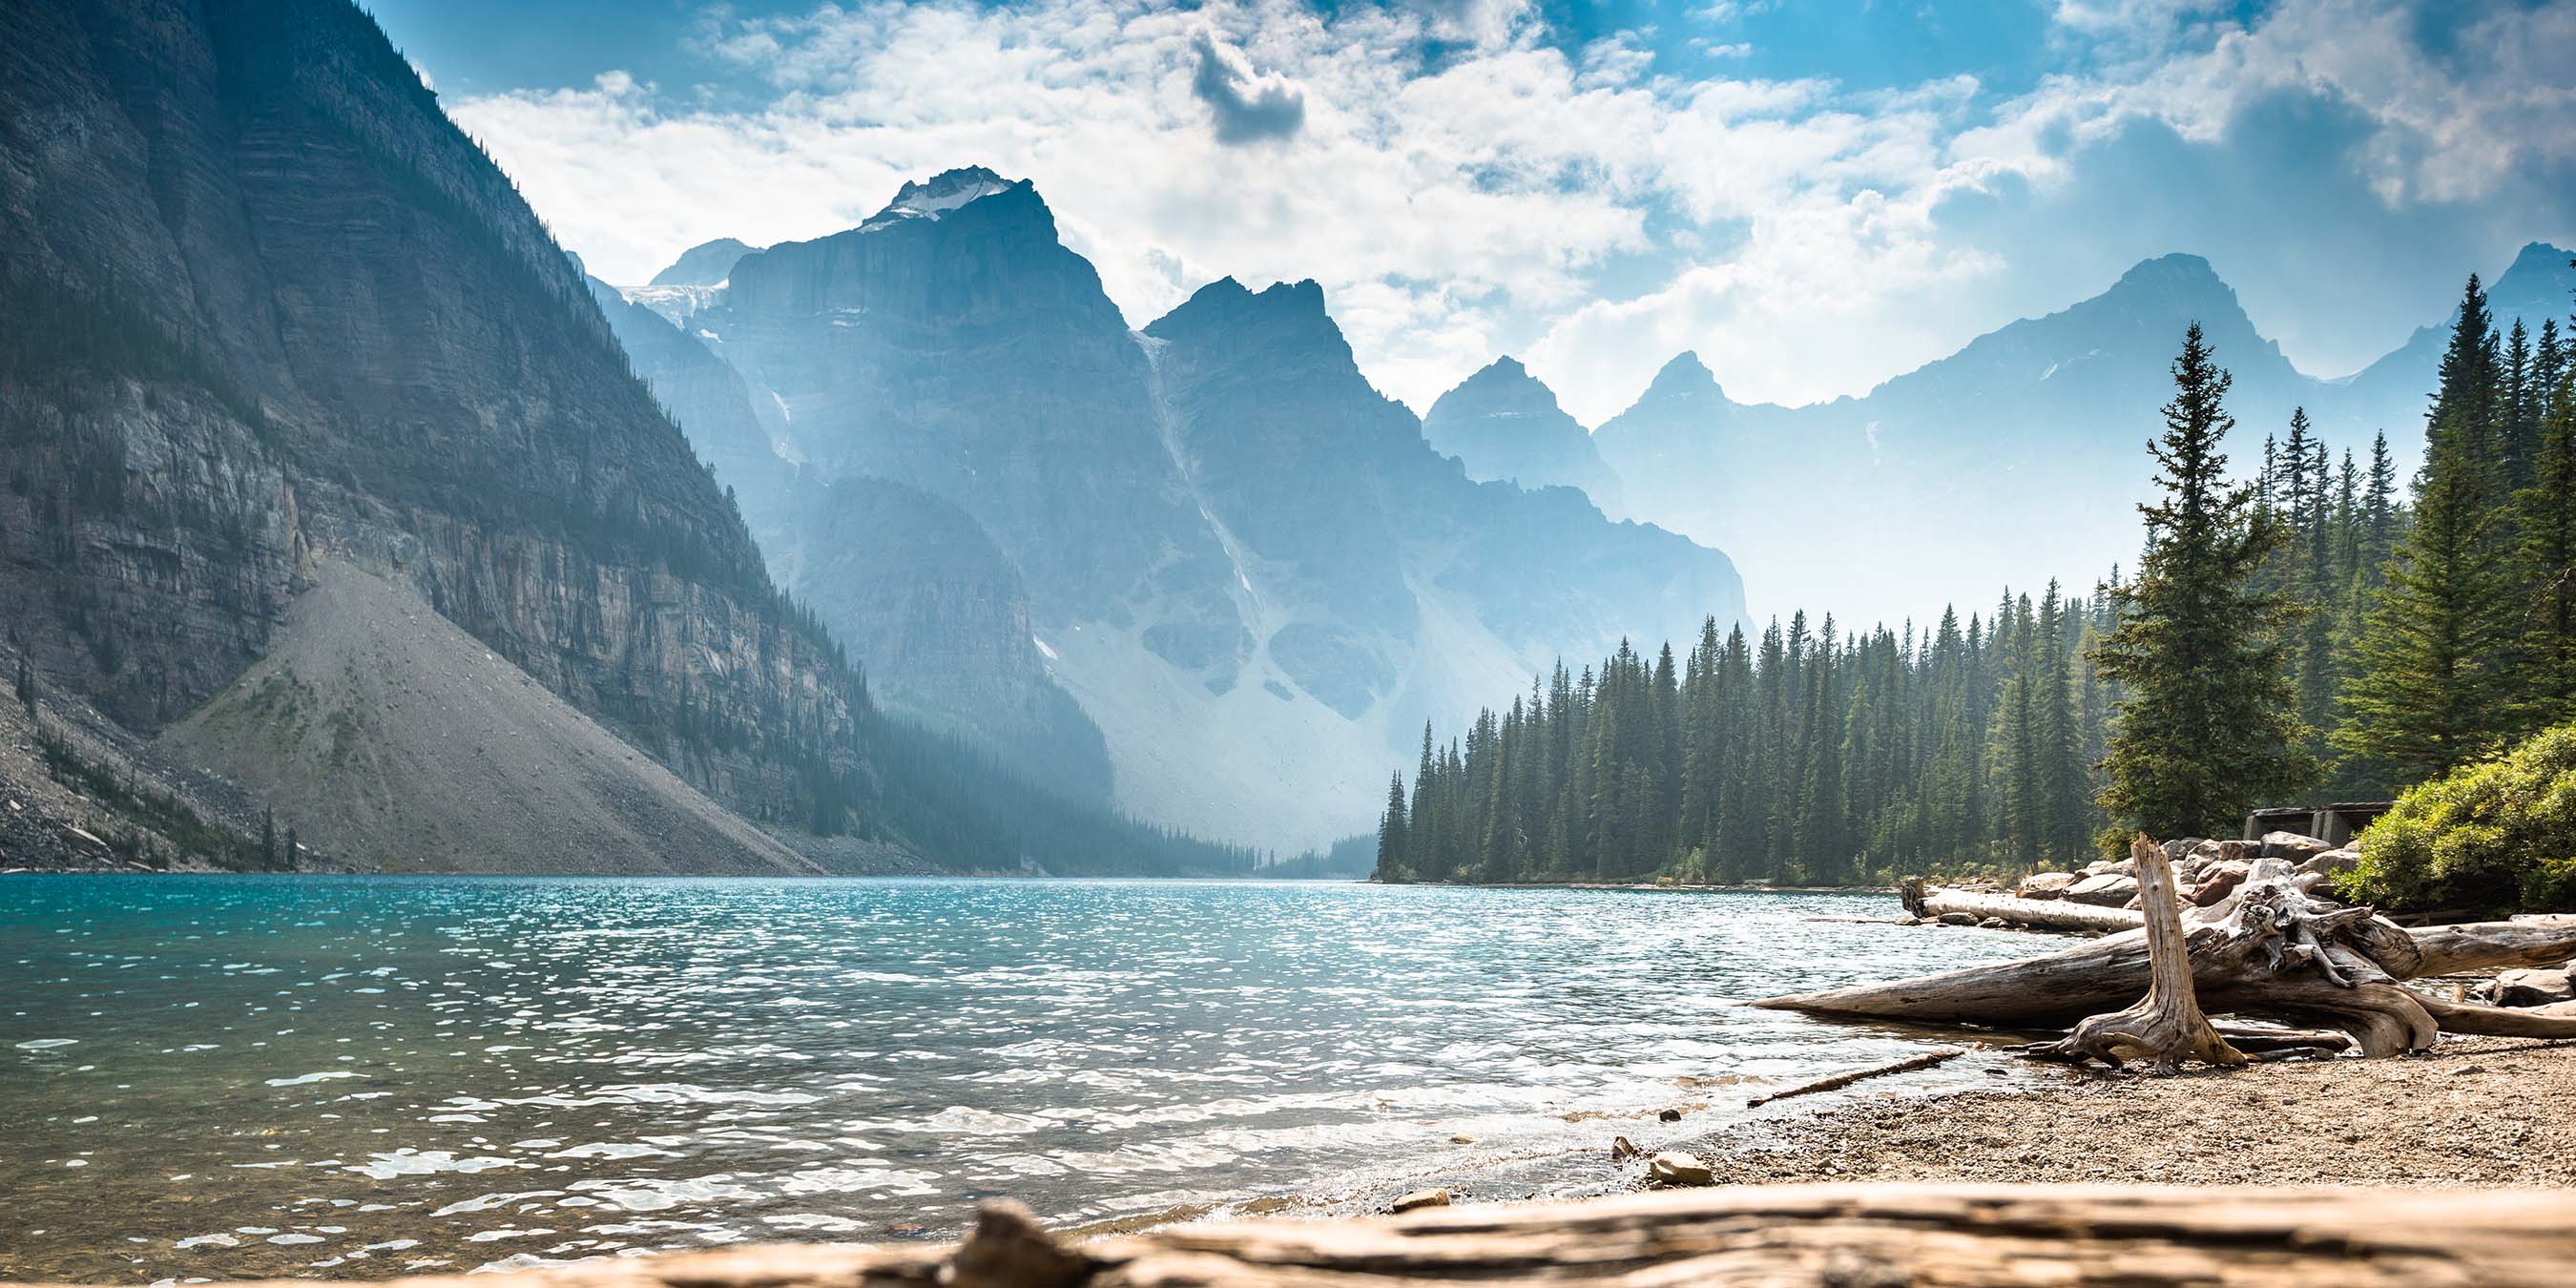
[0,877,2042,1282]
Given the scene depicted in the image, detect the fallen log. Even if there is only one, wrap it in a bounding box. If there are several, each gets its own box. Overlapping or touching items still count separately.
[2030,837,2245,1070]
[35,1186,2576,1287]
[1755,858,2576,1055]
[1899,877,2145,933]
[2415,994,2576,1040]
[2411,917,2576,976]
[1744,1048,1963,1107]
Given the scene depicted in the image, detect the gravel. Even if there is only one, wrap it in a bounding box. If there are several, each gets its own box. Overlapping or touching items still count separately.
[1698,1035,2576,1189]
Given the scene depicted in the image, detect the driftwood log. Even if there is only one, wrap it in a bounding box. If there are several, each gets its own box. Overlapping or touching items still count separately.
[1744,1049,1963,1107]
[1758,857,2576,1056]
[2031,836,2247,1070]
[1900,876,2147,933]
[31,1186,2574,1287]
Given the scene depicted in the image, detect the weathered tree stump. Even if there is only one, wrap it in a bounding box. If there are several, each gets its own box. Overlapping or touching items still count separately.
[2031,836,2246,1070]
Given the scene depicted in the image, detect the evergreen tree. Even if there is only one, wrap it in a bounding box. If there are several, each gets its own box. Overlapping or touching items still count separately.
[1377,773,1409,880]
[2503,319,2539,489]
[2337,275,2520,783]
[2513,342,2576,722]
[2094,324,2314,838]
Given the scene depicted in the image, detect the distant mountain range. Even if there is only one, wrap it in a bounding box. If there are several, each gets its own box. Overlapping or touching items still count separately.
[1583,245,2576,618]
[602,169,1746,849]
[602,162,2568,846]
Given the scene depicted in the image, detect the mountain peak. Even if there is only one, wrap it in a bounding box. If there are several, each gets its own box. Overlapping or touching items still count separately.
[2490,241,2576,313]
[1434,355,1568,419]
[650,238,758,287]
[862,166,1026,230]
[1147,277,1335,342]
[1257,279,1328,313]
[2503,239,2575,280]
[2111,252,2227,294]
[1645,351,1720,399]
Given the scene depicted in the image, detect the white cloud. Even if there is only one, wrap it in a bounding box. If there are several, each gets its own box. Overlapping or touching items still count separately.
[448,0,2576,420]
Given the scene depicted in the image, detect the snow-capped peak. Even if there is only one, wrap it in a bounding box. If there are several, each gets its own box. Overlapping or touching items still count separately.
[861,166,1019,231]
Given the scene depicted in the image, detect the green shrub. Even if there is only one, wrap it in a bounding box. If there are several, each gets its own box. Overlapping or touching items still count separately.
[2338,722,2576,916]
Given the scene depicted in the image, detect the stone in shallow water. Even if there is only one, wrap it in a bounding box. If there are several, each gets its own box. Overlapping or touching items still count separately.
[1391,1189,1450,1214]
[1650,1153,1716,1187]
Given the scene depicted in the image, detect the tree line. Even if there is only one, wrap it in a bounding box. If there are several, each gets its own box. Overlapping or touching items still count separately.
[1381,268,2575,883]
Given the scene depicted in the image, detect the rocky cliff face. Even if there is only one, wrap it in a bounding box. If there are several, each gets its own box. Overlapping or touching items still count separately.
[595,253,1121,807]
[765,475,1114,806]
[648,170,1747,847]
[0,0,863,844]
[1422,357,1625,515]
[709,172,1249,678]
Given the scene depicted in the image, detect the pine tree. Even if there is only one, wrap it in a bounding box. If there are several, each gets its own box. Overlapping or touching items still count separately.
[2337,276,2520,783]
[2094,324,2314,838]
[2503,318,2539,489]
[1376,773,1409,880]
[12,654,31,717]
[2514,349,2576,723]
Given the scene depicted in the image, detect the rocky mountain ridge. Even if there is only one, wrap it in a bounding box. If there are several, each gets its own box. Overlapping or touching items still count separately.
[1423,356,1625,515]
[606,171,1747,849]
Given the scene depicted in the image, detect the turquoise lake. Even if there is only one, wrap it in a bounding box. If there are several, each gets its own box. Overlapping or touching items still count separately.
[0,877,2042,1282]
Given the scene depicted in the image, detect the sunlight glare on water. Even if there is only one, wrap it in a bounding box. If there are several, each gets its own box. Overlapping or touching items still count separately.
[0,876,2043,1282]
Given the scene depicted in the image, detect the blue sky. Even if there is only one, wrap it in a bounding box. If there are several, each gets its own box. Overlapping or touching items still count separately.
[375,0,2576,419]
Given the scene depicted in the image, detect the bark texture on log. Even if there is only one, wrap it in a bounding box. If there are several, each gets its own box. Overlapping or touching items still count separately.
[1901,880,2146,933]
[32,1187,2575,1287]
[2035,837,2246,1070]
[2412,919,2576,978]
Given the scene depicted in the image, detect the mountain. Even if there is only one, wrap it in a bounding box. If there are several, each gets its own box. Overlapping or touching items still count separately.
[0,0,1261,876]
[1596,245,2576,618]
[0,0,875,862]
[1422,357,1624,514]
[631,169,1746,848]
[652,237,760,287]
[767,475,1116,806]
[2317,242,2576,447]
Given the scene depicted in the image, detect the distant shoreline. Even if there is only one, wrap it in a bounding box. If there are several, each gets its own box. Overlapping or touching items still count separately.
[1372,879,1892,896]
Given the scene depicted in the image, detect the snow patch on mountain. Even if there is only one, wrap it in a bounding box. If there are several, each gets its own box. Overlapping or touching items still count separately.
[861,166,1019,232]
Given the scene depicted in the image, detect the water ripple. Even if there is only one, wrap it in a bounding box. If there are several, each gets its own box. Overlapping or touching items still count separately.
[0,876,2041,1282]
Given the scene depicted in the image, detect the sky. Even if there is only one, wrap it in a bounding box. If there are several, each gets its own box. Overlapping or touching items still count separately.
[374,0,2576,422]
